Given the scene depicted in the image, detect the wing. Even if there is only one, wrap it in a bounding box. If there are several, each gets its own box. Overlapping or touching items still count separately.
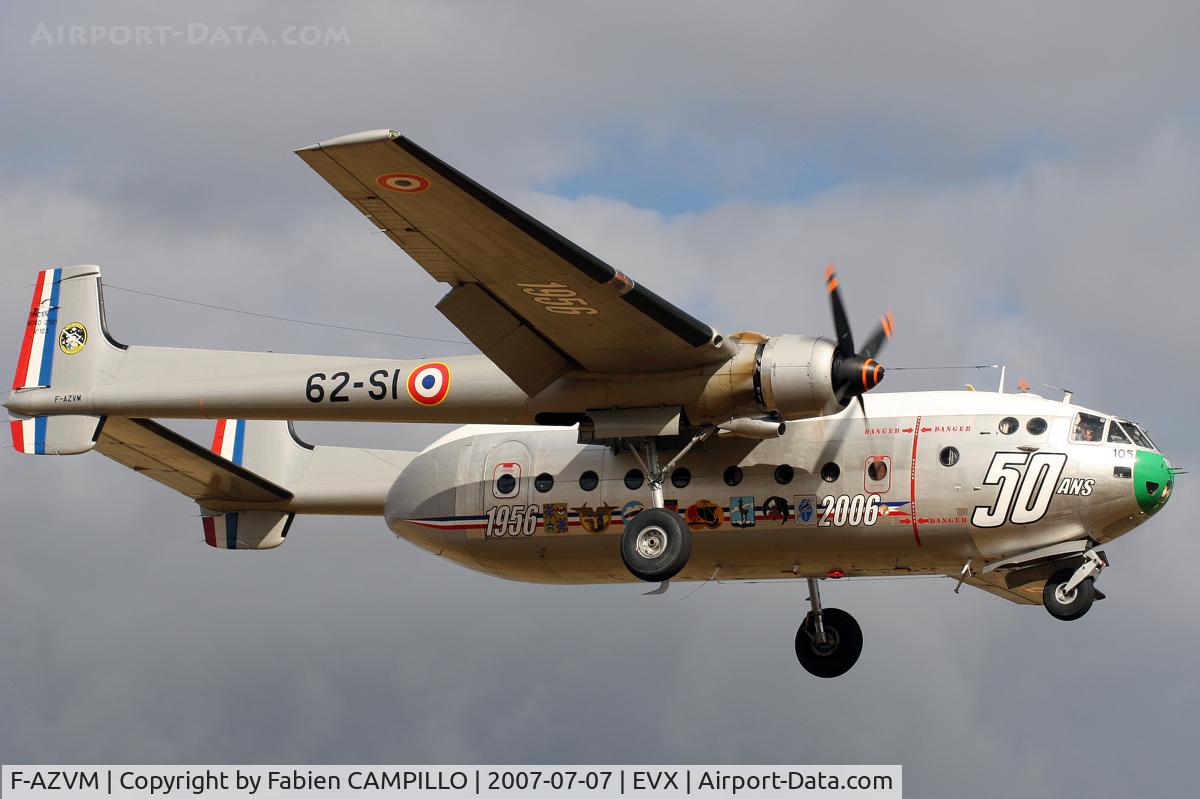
[296,130,735,393]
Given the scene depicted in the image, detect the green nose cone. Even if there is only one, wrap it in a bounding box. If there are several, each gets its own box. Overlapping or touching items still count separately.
[1135,450,1174,515]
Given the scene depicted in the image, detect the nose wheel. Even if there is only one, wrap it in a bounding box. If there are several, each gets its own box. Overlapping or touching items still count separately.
[794,578,863,678]
[1042,550,1106,621]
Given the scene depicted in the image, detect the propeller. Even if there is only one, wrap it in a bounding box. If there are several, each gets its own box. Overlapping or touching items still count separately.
[824,264,895,415]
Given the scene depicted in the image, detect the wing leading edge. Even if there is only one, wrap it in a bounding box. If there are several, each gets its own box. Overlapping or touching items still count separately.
[296,130,735,390]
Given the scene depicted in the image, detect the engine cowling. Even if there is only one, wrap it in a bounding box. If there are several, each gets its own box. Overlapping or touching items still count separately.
[754,334,840,420]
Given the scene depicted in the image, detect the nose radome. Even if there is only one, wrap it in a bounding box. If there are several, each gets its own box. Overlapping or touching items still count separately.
[1134,451,1174,515]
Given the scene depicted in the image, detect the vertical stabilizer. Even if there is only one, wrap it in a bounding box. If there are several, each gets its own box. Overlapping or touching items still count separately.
[9,265,117,454]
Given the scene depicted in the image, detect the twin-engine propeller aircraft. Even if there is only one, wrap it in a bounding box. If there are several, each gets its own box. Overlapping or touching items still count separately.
[5,130,1175,677]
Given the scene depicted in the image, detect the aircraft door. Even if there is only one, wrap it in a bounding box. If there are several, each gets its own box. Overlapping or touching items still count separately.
[864,439,907,526]
[480,440,536,538]
[865,455,892,494]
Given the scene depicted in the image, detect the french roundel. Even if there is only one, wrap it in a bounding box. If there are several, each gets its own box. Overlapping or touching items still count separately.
[376,172,431,193]
[406,362,451,406]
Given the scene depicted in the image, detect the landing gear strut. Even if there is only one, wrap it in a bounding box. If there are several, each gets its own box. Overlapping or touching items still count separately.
[1043,550,1106,621]
[621,430,714,583]
[795,578,862,678]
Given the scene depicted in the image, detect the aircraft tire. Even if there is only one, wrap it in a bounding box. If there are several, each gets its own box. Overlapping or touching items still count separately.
[795,607,863,678]
[1042,568,1095,621]
[620,508,692,582]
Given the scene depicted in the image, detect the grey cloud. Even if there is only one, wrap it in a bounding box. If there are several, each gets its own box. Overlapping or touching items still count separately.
[3,1,1199,227]
[3,2,1200,797]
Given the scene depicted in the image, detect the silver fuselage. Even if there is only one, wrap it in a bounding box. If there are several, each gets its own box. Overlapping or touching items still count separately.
[385,391,1170,583]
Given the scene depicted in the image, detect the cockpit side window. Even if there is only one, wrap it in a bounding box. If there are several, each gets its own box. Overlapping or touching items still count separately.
[1107,421,1130,444]
[1120,420,1154,449]
[1071,413,1105,443]
[1136,424,1158,450]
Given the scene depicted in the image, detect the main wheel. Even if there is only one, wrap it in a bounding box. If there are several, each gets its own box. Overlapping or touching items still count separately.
[794,607,863,678]
[620,508,692,582]
[1043,568,1095,621]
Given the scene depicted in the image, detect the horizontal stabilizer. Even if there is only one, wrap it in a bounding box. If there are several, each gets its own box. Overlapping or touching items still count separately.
[202,509,293,550]
[10,414,103,455]
[94,416,292,505]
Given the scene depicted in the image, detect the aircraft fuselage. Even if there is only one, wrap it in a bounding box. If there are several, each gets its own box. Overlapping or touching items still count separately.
[385,391,1172,584]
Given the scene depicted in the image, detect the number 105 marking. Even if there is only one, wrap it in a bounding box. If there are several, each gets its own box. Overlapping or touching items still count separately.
[971,452,1068,528]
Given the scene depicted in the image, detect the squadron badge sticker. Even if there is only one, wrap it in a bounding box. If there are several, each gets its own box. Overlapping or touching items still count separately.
[574,504,615,534]
[762,496,790,523]
[685,499,724,530]
[794,495,817,526]
[58,322,87,355]
[620,500,645,522]
[543,503,569,534]
[730,496,756,528]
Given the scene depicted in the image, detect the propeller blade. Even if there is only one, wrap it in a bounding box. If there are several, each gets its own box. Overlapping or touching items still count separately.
[821,268,892,409]
[825,264,854,356]
[860,312,895,359]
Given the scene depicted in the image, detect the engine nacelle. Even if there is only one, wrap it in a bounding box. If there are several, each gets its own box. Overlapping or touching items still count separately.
[755,334,839,420]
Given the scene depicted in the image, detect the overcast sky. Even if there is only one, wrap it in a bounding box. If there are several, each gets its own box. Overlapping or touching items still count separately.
[2,2,1198,795]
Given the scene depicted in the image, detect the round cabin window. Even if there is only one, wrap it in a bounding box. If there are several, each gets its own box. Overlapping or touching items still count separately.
[940,446,960,467]
[820,462,840,483]
[1027,417,1048,435]
[534,473,554,493]
[723,465,743,487]
[579,470,599,491]
[495,474,517,496]
[998,417,1019,435]
[774,464,795,485]
[867,459,888,482]
[624,469,644,490]
[671,467,691,488]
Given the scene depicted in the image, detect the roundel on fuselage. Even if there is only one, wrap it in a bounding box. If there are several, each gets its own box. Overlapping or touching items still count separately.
[406,362,451,406]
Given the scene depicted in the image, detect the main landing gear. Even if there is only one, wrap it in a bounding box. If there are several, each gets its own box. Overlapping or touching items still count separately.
[1042,549,1107,621]
[795,578,863,678]
[621,430,714,583]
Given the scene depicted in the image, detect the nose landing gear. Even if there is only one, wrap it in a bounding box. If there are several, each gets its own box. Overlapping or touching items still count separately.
[1043,550,1107,621]
[795,577,863,678]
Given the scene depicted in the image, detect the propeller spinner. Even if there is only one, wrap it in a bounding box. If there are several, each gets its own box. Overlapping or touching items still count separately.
[824,265,895,412]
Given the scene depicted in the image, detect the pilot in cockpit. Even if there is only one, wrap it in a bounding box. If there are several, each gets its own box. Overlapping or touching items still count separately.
[1072,413,1106,442]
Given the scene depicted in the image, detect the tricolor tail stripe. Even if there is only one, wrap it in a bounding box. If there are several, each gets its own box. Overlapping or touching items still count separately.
[211,418,246,465]
[202,513,241,549]
[12,268,62,390]
[9,417,48,455]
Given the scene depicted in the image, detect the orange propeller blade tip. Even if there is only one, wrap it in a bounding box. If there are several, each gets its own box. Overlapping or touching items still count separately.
[881,311,895,338]
[824,263,836,279]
